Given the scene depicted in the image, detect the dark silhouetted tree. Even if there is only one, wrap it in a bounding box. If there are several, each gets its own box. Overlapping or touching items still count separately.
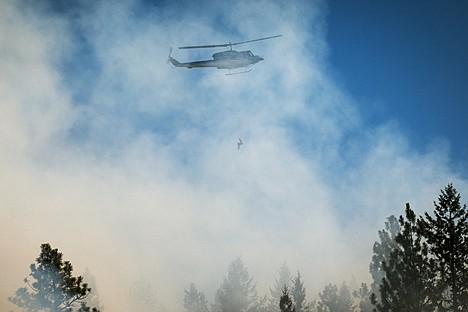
[372,203,438,311]
[8,243,100,312]
[419,183,468,311]
[214,257,259,312]
[184,283,209,312]
[280,286,295,312]
[268,262,292,312]
[291,271,309,312]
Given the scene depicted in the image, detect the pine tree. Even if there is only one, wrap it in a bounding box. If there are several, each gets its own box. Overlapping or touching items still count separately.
[268,262,292,312]
[8,243,100,312]
[280,286,295,312]
[353,283,373,312]
[369,215,400,298]
[256,294,270,312]
[337,282,355,312]
[372,203,438,311]
[214,257,259,312]
[316,284,338,312]
[316,282,355,312]
[290,271,309,312]
[184,283,209,312]
[129,276,160,311]
[419,183,468,311]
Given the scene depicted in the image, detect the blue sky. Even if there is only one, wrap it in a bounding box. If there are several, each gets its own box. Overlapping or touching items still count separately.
[327,1,468,177]
[1,1,467,311]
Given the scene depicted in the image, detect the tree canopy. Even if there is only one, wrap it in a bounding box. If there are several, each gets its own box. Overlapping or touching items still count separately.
[369,215,400,298]
[184,283,209,312]
[268,262,292,312]
[370,184,468,311]
[372,203,438,311]
[279,286,295,312]
[316,282,355,312]
[8,243,100,312]
[419,183,468,310]
[7,184,467,312]
[291,271,309,312]
[214,257,259,312]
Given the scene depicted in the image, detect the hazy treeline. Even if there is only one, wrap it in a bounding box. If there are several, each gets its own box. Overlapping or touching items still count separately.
[8,184,468,311]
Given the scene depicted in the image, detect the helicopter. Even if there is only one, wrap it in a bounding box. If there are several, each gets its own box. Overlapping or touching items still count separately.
[168,35,282,75]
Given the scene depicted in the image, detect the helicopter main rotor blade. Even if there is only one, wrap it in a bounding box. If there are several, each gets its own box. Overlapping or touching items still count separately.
[178,34,282,50]
[179,43,232,49]
[230,35,282,46]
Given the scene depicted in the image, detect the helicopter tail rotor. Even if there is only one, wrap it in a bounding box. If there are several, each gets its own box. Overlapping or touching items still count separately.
[167,47,173,64]
[167,47,183,67]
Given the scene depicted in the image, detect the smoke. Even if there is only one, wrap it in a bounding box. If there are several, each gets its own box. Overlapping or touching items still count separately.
[1,0,466,311]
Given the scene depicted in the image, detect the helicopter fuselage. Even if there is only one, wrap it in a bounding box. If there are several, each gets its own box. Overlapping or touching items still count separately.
[169,49,264,70]
[168,34,281,73]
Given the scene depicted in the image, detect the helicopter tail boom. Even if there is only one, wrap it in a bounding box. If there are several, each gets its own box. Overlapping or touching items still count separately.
[168,56,182,67]
[168,56,224,69]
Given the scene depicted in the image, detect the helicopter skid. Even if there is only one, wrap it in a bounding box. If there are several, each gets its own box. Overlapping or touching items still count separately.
[225,69,252,76]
